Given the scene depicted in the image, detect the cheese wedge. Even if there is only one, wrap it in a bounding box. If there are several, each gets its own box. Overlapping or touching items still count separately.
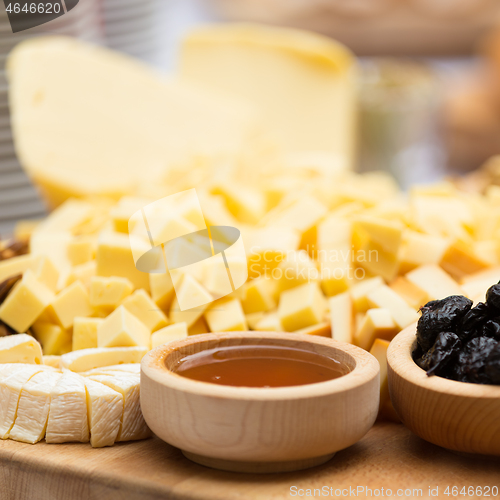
[10,370,62,444]
[46,371,89,443]
[60,346,148,372]
[0,334,43,364]
[84,378,123,448]
[87,374,150,442]
[0,364,51,438]
[83,364,141,376]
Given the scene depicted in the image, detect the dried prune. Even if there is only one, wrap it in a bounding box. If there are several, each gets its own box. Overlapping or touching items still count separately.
[417,296,472,351]
[423,332,461,377]
[484,343,500,385]
[456,302,490,342]
[485,283,500,312]
[482,319,500,340]
[459,337,498,384]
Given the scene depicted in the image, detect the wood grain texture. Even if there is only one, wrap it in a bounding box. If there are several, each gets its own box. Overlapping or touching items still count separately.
[0,423,499,500]
[387,325,500,456]
[140,332,380,472]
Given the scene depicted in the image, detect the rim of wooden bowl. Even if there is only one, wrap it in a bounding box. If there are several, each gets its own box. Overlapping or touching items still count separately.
[388,324,500,398]
[141,331,380,401]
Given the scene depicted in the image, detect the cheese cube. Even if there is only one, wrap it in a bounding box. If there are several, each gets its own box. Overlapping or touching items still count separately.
[169,274,212,327]
[329,292,353,344]
[349,276,384,313]
[354,309,398,351]
[369,338,391,404]
[109,196,153,233]
[47,280,92,329]
[35,199,94,234]
[357,240,399,283]
[66,260,96,289]
[254,312,283,332]
[245,311,265,330]
[149,272,177,311]
[188,316,210,335]
[97,306,151,348]
[319,258,352,297]
[0,254,33,283]
[205,298,247,332]
[399,231,449,274]
[317,215,352,252]
[46,371,89,443]
[96,232,150,291]
[60,346,148,372]
[439,240,490,280]
[275,251,318,294]
[405,264,462,301]
[30,255,59,292]
[0,270,54,332]
[84,378,123,448]
[151,323,188,348]
[241,277,276,314]
[0,334,43,364]
[353,216,403,254]
[67,236,94,266]
[31,321,72,356]
[73,317,103,351]
[294,322,331,338]
[389,277,429,310]
[89,276,133,309]
[121,289,168,332]
[367,285,418,330]
[10,370,62,444]
[278,282,326,332]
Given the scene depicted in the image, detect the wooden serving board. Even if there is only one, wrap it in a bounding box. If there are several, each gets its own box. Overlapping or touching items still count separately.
[0,422,498,500]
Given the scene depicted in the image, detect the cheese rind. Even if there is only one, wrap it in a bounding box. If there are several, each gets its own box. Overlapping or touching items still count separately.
[60,346,148,372]
[46,371,89,443]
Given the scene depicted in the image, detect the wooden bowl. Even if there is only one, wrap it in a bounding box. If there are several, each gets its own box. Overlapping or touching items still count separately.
[387,325,500,456]
[140,331,380,473]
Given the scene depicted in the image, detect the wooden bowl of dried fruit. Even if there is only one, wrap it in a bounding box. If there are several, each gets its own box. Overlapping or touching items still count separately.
[387,290,500,456]
[141,331,380,473]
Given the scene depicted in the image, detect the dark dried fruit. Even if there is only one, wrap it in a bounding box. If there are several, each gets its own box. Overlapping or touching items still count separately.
[485,283,500,311]
[417,296,472,351]
[484,343,500,385]
[0,239,29,261]
[460,337,498,384]
[423,332,461,376]
[482,319,500,340]
[456,302,490,342]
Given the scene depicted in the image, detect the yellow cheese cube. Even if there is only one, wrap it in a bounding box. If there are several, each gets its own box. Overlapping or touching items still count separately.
[0,270,54,332]
[169,275,212,327]
[205,298,247,332]
[241,277,276,314]
[405,264,462,301]
[439,240,490,281]
[294,322,331,338]
[329,292,353,343]
[89,276,133,309]
[319,258,352,297]
[97,305,151,348]
[0,254,33,283]
[188,316,210,335]
[35,198,94,234]
[121,289,168,333]
[354,309,398,351]
[73,317,104,351]
[278,282,326,332]
[245,311,265,330]
[317,215,352,253]
[349,276,384,313]
[31,321,72,356]
[0,333,43,363]
[369,338,391,404]
[96,232,150,291]
[67,236,94,266]
[30,255,59,292]
[46,281,92,329]
[389,277,429,310]
[357,240,399,283]
[109,196,153,233]
[66,260,96,289]
[353,216,403,254]
[149,272,178,312]
[399,231,449,274]
[254,312,283,332]
[366,285,418,330]
[275,250,318,295]
[151,323,188,349]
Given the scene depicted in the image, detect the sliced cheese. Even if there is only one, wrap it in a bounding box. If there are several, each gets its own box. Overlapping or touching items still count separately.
[10,370,61,444]
[60,346,148,372]
[46,371,89,443]
[0,334,43,364]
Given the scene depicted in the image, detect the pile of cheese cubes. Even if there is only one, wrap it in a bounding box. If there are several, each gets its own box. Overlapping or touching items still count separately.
[0,334,149,447]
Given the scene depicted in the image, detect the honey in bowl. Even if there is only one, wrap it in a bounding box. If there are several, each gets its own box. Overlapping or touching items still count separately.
[172,344,349,388]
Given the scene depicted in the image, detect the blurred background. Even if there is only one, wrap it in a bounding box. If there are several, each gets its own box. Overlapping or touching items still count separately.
[1,0,500,234]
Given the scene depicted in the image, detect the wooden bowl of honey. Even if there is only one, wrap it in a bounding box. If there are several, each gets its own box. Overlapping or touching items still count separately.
[387,325,500,456]
[140,331,380,473]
